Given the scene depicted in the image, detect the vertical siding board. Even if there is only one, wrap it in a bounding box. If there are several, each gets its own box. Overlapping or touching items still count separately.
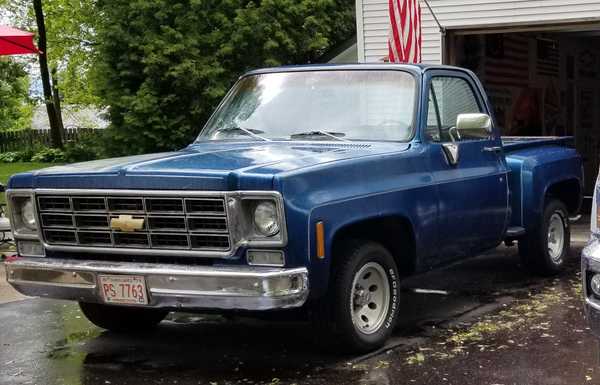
[358,0,600,63]
[357,0,366,62]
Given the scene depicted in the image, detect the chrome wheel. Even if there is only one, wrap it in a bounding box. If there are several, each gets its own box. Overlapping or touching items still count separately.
[350,262,390,335]
[547,212,565,264]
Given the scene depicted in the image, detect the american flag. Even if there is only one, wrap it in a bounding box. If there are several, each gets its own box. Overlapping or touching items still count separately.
[484,34,530,87]
[388,0,422,63]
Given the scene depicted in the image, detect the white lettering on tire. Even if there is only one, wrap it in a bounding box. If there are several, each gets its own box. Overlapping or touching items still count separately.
[385,268,399,329]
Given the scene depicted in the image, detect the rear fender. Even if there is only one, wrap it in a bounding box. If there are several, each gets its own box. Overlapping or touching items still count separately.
[513,147,583,230]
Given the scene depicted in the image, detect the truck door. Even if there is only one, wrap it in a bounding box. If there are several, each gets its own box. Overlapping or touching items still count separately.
[424,71,509,262]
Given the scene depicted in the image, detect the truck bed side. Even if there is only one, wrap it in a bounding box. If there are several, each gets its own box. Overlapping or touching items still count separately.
[503,137,583,231]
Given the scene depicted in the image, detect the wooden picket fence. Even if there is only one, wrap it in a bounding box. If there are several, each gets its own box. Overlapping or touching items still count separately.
[0,128,102,153]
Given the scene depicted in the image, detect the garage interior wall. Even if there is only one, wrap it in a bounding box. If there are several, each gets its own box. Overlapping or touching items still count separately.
[453,31,600,195]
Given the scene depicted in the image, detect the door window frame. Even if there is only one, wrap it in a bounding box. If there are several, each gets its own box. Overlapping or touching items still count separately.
[421,70,494,144]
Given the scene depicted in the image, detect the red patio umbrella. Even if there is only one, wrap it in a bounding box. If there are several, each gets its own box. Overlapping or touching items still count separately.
[0,25,38,55]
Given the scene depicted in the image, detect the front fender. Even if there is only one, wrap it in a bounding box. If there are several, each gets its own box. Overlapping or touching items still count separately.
[305,186,436,298]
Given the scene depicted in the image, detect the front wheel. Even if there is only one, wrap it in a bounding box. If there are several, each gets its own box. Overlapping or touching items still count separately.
[79,302,168,332]
[311,240,400,353]
[519,199,570,275]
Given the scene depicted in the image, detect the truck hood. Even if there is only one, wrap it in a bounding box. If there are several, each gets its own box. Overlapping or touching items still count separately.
[9,141,410,191]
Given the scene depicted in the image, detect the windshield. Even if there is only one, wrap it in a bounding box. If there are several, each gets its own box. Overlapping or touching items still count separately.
[197,70,416,142]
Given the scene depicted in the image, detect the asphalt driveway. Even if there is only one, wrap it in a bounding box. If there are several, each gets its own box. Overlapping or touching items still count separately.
[0,218,595,385]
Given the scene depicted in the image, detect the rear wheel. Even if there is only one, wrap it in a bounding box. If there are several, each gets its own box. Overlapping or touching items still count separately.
[519,199,570,275]
[79,302,168,332]
[311,240,400,353]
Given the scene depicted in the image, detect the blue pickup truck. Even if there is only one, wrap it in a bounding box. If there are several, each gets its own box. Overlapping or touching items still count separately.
[4,64,583,352]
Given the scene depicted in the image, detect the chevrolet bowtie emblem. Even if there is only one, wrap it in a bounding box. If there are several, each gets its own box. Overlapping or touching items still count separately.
[110,215,145,232]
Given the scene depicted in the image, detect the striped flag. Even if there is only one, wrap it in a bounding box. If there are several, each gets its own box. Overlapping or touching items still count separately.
[388,0,422,63]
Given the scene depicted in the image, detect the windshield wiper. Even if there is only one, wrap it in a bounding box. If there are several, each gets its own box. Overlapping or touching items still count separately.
[214,126,271,141]
[290,130,350,142]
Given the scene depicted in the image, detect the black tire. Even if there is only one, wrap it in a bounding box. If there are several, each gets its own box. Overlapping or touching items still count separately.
[519,199,570,275]
[79,302,168,332]
[311,240,400,353]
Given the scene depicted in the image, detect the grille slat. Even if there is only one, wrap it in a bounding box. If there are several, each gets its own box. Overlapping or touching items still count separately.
[44,230,77,244]
[108,197,144,212]
[114,232,150,247]
[188,217,227,233]
[151,233,189,249]
[38,194,230,252]
[75,215,109,229]
[191,234,230,250]
[148,217,186,231]
[186,199,225,214]
[42,214,74,228]
[38,197,71,211]
[146,198,184,213]
[72,197,106,212]
[78,231,112,246]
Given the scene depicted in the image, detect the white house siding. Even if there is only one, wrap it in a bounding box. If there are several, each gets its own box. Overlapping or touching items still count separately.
[356,0,600,64]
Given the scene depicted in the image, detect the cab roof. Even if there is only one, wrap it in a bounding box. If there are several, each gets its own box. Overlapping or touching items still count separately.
[243,63,468,77]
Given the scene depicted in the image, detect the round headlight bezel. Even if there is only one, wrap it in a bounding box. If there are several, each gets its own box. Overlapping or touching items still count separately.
[253,201,280,237]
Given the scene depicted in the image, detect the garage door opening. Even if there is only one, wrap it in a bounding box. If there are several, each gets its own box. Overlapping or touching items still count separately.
[446,27,600,196]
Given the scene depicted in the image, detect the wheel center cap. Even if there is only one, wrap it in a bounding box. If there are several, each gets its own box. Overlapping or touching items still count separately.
[354,287,371,308]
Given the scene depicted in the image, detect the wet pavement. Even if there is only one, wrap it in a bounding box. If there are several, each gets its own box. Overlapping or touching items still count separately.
[0,264,26,304]
[0,219,597,385]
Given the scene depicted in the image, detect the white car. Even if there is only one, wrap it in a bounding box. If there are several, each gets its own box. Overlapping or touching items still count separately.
[583,180,600,334]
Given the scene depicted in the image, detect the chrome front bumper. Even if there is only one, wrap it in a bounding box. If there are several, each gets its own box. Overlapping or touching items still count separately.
[5,258,309,311]
[582,237,600,336]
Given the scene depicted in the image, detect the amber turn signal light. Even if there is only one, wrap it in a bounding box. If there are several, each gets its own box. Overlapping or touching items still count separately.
[316,221,325,259]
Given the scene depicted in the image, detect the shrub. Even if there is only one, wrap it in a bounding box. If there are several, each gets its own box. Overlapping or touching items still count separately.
[63,130,108,163]
[31,148,66,163]
[0,149,38,163]
[63,142,98,163]
[18,148,37,162]
[0,152,21,163]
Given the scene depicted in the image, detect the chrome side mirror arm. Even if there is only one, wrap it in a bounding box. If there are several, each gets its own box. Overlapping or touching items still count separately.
[441,143,460,166]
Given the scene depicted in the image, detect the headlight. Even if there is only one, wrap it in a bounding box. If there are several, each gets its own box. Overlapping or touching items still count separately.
[253,201,280,236]
[21,199,37,230]
[9,196,38,234]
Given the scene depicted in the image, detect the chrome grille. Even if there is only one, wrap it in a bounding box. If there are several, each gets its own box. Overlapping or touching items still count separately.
[37,194,230,252]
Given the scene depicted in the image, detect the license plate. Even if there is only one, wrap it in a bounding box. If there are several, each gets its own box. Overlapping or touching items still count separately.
[98,275,148,305]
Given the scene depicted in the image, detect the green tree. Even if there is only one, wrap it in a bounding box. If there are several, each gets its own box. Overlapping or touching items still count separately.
[0,59,33,132]
[93,0,355,155]
[2,0,100,106]
[41,0,100,106]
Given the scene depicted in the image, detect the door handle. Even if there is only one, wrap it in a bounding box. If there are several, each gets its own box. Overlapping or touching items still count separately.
[482,146,502,153]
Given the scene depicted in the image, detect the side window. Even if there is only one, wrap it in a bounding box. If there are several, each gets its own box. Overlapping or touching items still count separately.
[425,76,485,142]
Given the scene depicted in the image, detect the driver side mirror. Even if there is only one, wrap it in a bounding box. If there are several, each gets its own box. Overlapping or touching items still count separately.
[456,113,492,139]
[0,183,5,193]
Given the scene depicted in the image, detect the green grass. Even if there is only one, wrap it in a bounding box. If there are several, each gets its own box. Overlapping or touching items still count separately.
[0,162,54,205]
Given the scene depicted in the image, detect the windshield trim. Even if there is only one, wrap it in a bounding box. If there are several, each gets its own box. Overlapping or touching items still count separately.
[195,69,420,144]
